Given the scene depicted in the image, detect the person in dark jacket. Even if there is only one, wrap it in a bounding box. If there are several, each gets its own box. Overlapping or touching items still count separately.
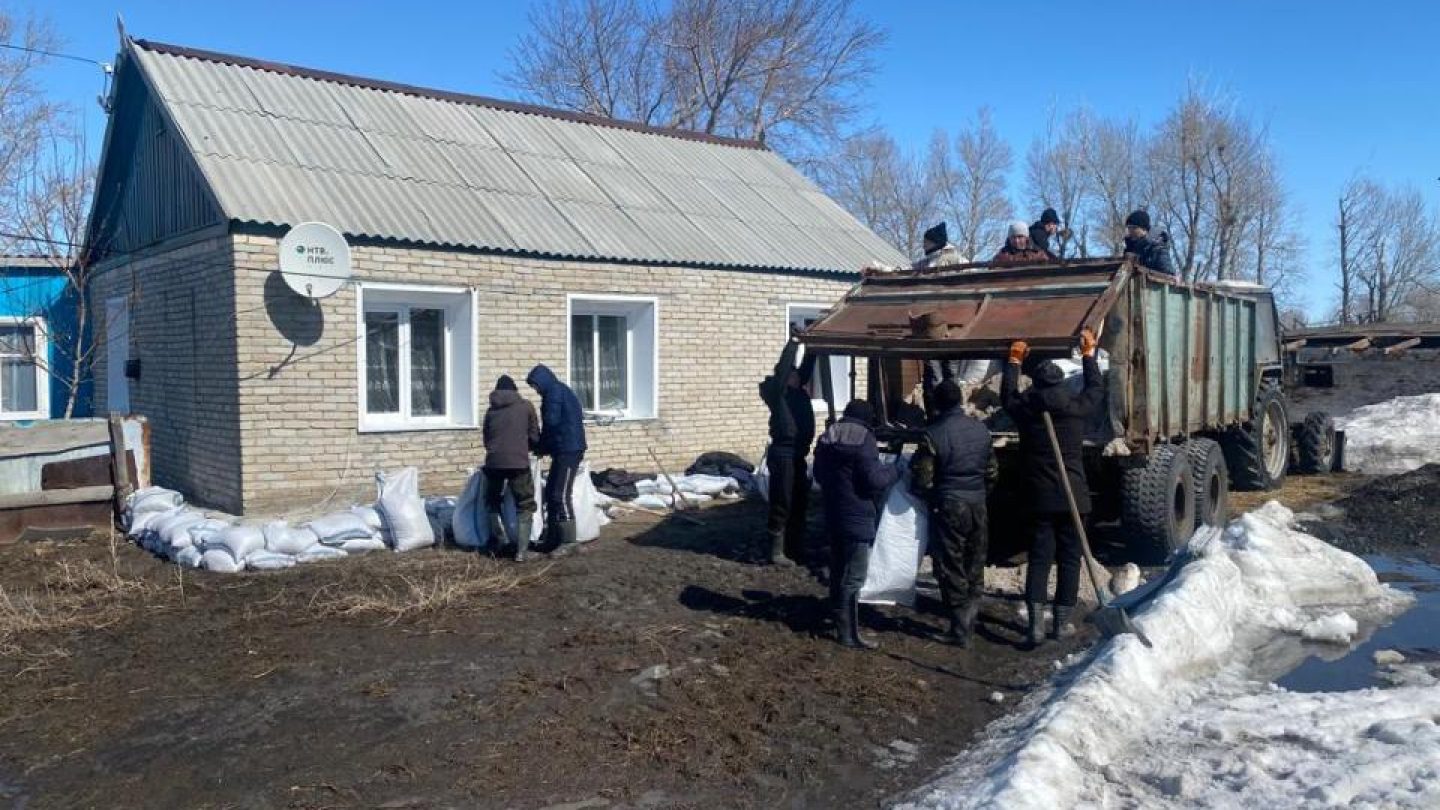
[991,221,1052,267]
[911,380,995,647]
[525,364,588,557]
[1029,208,1061,259]
[758,334,818,565]
[814,400,899,650]
[483,375,540,561]
[1123,209,1176,276]
[1001,328,1105,645]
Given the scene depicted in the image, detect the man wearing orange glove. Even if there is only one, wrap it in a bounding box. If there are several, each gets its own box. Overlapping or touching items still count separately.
[1001,327,1105,646]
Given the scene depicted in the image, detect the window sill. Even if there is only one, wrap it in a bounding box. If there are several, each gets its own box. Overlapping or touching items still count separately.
[358,421,478,435]
[0,412,47,422]
[584,413,658,426]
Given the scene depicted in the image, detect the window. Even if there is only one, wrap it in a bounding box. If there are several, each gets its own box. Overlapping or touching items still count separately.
[787,304,852,409]
[567,296,657,420]
[358,284,475,431]
[0,318,47,420]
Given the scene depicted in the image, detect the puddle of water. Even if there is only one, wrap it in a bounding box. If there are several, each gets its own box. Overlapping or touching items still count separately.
[1275,555,1440,693]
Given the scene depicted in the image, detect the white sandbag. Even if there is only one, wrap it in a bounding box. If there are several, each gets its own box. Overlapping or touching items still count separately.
[349,505,384,532]
[127,509,168,538]
[152,510,206,552]
[860,464,929,607]
[677,474,738,496]
[205,524,265,563]
[246,551,297,571]
[632,493,671,510]
[128,487,184,517]
[306,512,376,545]
[425,496,457,544]
[201,547,243,573]
[175,545,203,569]
[185,518,230,549]
[376,467,434,552]
[296,545,346,562]
[753,451,770,502]
[263,521,319,555]
[339,535,388,553]
[573,462,610,543]
[296,545,347,563]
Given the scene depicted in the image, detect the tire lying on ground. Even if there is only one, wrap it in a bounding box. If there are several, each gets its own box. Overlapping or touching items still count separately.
[1221,382,1291,491]
[1186,438,1229,529]
[1121,443,1196,564]
[1292,411,1337,474]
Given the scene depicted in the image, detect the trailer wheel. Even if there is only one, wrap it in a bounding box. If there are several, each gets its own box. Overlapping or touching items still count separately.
[1222,384,1290,491]
[1186,438,1229,528]
[1121,444,1196,563]
[1293,412,1337,474]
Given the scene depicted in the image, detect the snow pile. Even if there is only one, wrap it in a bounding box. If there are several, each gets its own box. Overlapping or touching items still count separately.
[1299,611,1359,644]
[1337,393,1440,474]
[898,502,1413,810]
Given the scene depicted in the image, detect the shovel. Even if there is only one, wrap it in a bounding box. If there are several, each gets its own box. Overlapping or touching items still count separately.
[1041,412,1153,648]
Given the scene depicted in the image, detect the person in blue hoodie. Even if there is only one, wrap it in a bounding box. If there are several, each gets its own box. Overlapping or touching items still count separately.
[814,399,898,650]
[525,364,588,557]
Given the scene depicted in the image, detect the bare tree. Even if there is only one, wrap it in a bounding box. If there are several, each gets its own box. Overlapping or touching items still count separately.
[1023,106,1088,258]
[505,0,884,157]
[1359,186,1439,323]
[817,129,935,257]
[0,15,61,226]
[1075,110,1143,256]
[930,108,1013,260]
[1335,177,1381,324]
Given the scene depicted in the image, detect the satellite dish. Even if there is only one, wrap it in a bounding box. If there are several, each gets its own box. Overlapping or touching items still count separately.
[279,222,352,298]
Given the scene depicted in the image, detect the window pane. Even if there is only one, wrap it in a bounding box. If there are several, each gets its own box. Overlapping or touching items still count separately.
[0,325,33,356]
[570,314,595,410]
[596,315,627,411]
[1,357,37,414]
[409,308,446,417]
[365,311,400,414]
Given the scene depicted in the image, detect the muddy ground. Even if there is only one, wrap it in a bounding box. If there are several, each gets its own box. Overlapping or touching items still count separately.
[1300,464,1440,564]
[0,502,1093,810]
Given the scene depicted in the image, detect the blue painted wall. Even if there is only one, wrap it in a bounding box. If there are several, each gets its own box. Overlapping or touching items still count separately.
[0,264,92,419]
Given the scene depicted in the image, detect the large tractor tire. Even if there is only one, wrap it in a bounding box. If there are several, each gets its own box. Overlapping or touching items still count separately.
[1122,443,1196,564]
[1221,383,1291,491]
[1293,411,1337,474]
[1186,438,1229,529]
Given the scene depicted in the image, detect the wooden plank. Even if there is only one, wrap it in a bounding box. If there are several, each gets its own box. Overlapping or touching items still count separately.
[0,501,113,545]
[108,414,132,509]
[0,420,110,459]
[1344,337,1372,352]
[1384,337,1422,356]
[41,455,113,490]
[1283,338,1307,351]
[0,485,115,510]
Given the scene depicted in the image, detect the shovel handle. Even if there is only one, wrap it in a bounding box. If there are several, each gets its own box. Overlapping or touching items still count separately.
[1041,411,1113,606]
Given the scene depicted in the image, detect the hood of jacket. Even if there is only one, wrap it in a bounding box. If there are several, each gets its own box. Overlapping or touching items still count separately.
[489,388,525,409]
[818,417,873,450]
[526,364,561,395]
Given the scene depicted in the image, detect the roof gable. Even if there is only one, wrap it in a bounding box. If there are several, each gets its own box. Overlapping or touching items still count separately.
[123,39,904,274]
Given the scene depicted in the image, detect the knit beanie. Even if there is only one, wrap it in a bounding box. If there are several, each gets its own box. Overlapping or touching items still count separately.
[843,399,877,426]
[1009,220,1029,238]
[1125,209,1151,231]
[1040,208,1061,225]
[923,222,948,248]
[496,374,517,392]
[934,379,963,413]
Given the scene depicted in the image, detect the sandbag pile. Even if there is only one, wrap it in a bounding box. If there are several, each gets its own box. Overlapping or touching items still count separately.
[452,460,612,551]
[124,468,439,574]
[626,474,746,511]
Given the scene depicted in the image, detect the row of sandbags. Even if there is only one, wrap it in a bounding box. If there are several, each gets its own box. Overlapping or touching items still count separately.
[125,467,437,573]
[449,459,611,549]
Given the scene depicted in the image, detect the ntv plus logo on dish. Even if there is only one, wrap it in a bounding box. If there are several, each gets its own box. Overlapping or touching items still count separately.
[294,243,337,266]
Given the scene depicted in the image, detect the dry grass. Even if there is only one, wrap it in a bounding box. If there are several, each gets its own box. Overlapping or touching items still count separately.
[1229,471,1370,515]
[307,558,552,623]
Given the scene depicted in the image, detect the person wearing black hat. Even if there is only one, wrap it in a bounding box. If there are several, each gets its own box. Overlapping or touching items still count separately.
[911,221,968,272]
[1029,208,1062,260]
[911,380,996,647]
[814,399,898,650]
[483,374,540,561]
[758,332,819,566]
[1123,209,1176,276]
[1001,328,1105,646]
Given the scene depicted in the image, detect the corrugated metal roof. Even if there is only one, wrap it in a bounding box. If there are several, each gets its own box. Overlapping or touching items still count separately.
[129,39,905,274]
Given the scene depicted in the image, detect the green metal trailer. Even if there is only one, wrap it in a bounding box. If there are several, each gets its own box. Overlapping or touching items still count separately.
[799,257,1336,561]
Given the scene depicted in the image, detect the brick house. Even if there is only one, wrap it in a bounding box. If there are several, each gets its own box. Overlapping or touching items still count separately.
[85,37,903,514]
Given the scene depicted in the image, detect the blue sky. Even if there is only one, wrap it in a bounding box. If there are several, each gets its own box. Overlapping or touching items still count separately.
[26,1,1440,317]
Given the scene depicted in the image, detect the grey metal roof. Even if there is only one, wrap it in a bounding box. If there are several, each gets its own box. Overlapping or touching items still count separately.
[128,40,904,274]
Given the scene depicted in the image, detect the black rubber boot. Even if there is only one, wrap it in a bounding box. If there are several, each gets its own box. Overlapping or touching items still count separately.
[935,602,980,647]
[550,520,580,557]
[837,593,878,650]
[765,531,793,567]
[488,514,509,557]
[1026,602,1046,647]
[1049,605,1075,640]
[514,516,532,563]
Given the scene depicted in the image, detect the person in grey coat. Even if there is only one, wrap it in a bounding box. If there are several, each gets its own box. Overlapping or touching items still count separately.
[482,375,540,561]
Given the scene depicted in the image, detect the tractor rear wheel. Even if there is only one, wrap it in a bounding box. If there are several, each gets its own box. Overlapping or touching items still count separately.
[1121,444,1196,564]
[1222,383,1290,491]
[1293,411,1337,474]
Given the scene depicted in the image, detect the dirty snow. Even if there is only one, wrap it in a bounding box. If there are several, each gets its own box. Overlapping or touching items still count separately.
[897,502,1419,810]
[1300,611,1359,644]
[1337,393,1440,474]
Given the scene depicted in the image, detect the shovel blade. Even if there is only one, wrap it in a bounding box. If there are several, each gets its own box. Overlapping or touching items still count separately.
[1091,605,1153,648]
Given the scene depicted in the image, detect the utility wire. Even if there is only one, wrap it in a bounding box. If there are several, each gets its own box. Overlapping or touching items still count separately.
[0,41,109,69]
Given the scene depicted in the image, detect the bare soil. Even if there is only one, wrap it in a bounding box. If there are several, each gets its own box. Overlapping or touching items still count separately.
[0,502,1091,810]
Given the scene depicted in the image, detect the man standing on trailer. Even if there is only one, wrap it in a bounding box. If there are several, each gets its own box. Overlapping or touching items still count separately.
[911,380,996,647]
[1029,208,1062,259]
[759,331,819,566]
[526,364,587,557]
[1123,209,1176,276]
[1001,328,1105,645]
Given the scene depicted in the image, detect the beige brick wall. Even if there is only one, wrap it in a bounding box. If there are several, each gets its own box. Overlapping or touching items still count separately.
[90,235,245,512]
[233,235,862,514]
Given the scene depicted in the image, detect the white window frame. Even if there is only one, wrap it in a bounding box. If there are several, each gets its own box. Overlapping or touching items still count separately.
[565,294,659,422]
[786,303,852,410]
[0,316,49,421]
[356,282,478,433]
